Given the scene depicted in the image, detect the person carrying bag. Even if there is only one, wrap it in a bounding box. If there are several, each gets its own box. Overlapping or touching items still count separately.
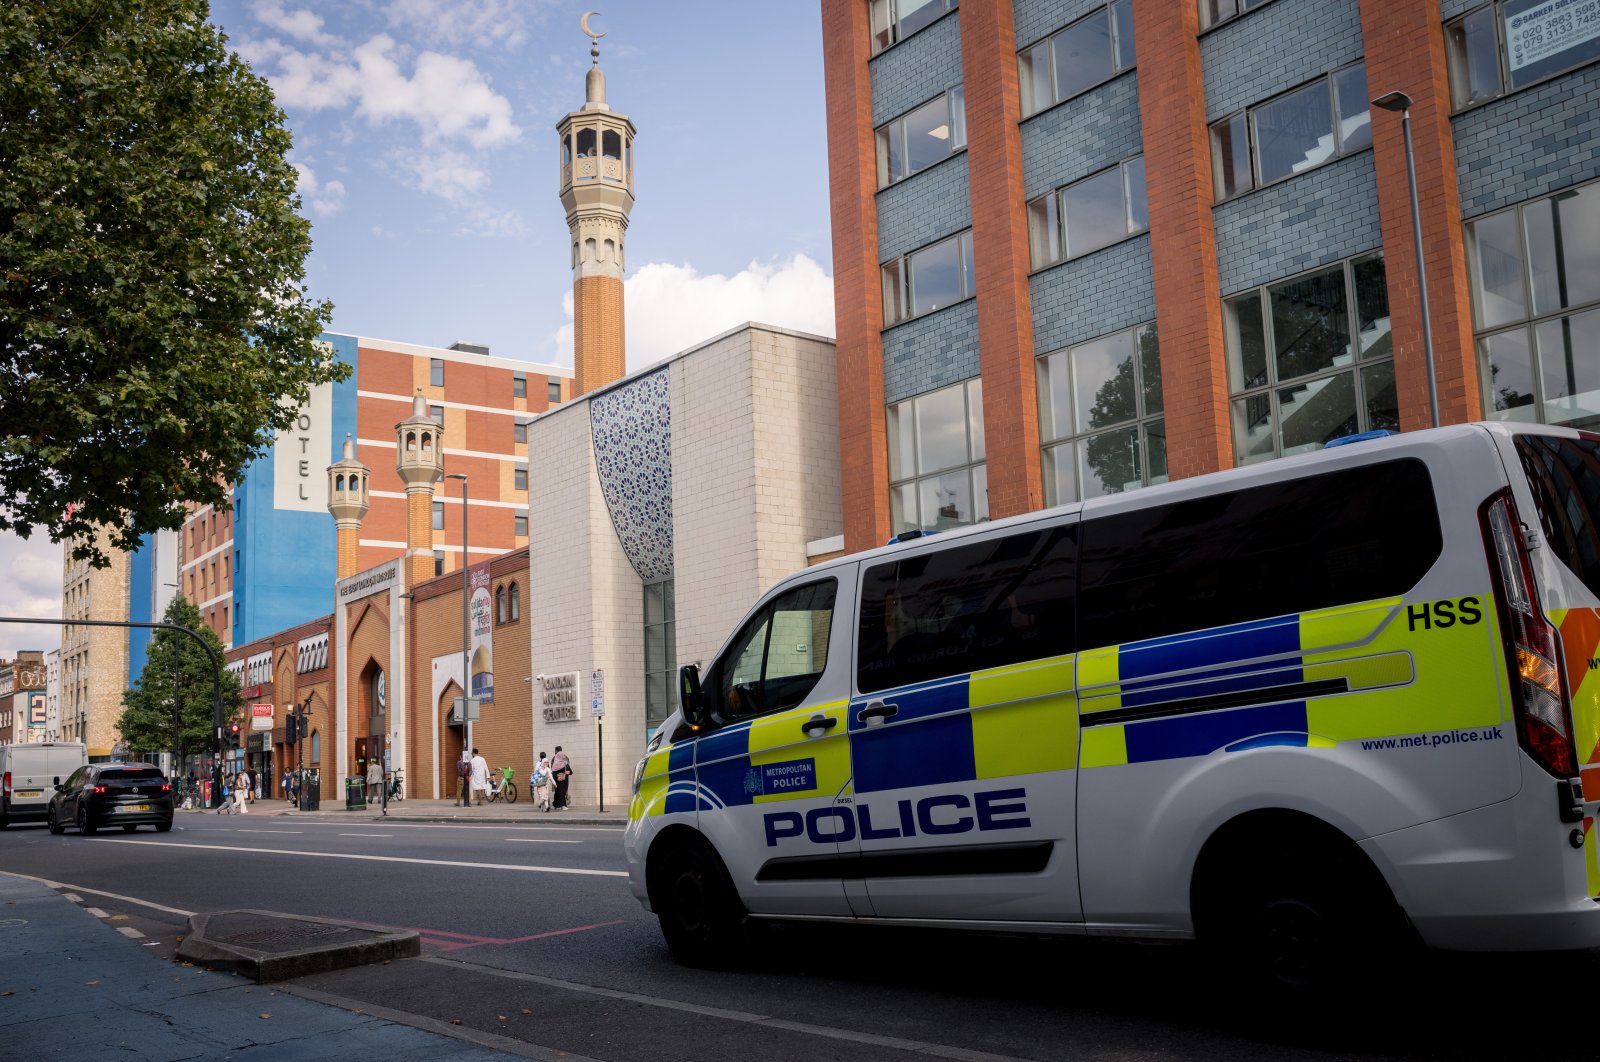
[551,746,572,810]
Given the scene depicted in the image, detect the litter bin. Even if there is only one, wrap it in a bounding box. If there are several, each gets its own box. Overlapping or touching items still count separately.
[346,776,366,810]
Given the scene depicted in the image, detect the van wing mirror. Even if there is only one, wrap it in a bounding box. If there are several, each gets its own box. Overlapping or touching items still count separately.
[679,664,706,728]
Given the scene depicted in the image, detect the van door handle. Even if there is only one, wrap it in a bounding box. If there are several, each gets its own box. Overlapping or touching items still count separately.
[800,714,837,737]
[857,701,898,726]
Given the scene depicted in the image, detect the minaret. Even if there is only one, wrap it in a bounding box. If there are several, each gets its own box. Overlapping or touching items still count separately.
[394,391,444,586]
[558,17,635,396]
[326,434,370,580]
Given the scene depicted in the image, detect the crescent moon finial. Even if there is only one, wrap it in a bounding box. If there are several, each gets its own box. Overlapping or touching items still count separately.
[580,11,605,40]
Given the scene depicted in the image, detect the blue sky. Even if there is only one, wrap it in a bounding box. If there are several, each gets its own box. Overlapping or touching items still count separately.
[0,0,839,657]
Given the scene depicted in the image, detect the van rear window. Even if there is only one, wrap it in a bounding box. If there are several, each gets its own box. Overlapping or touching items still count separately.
[1515,435,1600,597]
[1079,458,1442,649]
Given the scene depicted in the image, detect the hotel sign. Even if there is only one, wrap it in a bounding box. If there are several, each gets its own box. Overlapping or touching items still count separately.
[273,378,333,513]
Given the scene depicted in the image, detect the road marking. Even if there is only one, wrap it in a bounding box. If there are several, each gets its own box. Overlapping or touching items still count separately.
[0,874,196,917]
[116,926,145,939]
[237,830,304,835]
[85,839,628,877]
[503,838,582,844]
[339,833,392,837]
[85,907,108,918]
[418,957,1035,1062]
[62,893,82,903]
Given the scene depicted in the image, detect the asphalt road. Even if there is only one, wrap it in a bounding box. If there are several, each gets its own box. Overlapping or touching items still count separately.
[3,814,1597,1061]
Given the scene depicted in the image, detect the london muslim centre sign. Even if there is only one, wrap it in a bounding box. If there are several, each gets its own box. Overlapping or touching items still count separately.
[540,672,581,724]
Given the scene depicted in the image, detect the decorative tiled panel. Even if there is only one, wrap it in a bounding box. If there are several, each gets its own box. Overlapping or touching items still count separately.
[589,369,673,582]
[1454,63,1600,218]
[1021,71,1143,202]
[877,154,972,263]
[1030,234,1155,354]
[1201,0,1365,122]
[870,9,963,127]
[883,299,981,405]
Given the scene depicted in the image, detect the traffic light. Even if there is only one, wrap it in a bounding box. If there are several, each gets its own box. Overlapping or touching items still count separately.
[229,722,241,748]
[284,715,296,746]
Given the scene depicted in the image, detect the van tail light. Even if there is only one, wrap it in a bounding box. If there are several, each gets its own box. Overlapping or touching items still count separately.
[1482,489,1579,779]
[2,771,9,797]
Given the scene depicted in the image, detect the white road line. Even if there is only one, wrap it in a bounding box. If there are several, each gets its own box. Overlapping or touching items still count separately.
[85,907,108,918]
[236,830,303,834]
[0,873,196,917]
[62,893,82,903]
[86,838,627,877]
[504,838,582,844]
[339,833,392,838]
[116,926,145,939]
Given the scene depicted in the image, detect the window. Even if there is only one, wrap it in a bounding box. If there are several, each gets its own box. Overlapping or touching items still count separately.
[1226,253,1395,462]
[548,380,562,403]
[1447,0,1600,109]
[514,467,527,491]
[876,87,966,187]
[514,512,528,536]
[430,358,444,387]
[644,580,677,731]
[434,550,445,577]
[1210,63,1370,199]
[1018,1,1134,117]
[869,0,957,55]
[1038,323,1165,504]
[882,230,975,325]
[1079,459,1442,649]
[513,373,526,398]
[710,580,835,722]
[1027,156,1148,269]
[1516,435,1600,597]
[510,582,520,621]
[514,421,527,443]
[430,404,444,424]
[1470,181,1600,429]
[1200,0,1273,31]
[857,527,1077,693]
[496,586,507,625]
[432,501,445,530]
[887,378,987,534]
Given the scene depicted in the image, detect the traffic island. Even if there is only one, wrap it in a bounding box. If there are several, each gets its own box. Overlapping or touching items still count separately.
[176,909,420,982]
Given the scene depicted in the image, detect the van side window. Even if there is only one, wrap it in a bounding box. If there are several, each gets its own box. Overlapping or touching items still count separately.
[857,525,1078,694]
[713,579,837,722]
[1079,458,1442,649]
[1515,435,1600,597]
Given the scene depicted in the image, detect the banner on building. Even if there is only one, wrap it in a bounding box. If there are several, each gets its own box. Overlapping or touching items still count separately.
[1505,0,1600,72]
[469,562,494,704]
[251,703,274,732]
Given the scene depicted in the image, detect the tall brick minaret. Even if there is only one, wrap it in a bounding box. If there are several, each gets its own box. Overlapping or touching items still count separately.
[395,391,443,586]
[558,20,634,395]
[326,434,370,580]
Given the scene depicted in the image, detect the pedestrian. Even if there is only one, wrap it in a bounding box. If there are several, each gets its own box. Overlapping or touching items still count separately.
[233,768,249,814]
[532,751,552,811]
[470,747,490,805]
[366,755,383,805]
[551,746,572,810]
[457,747,472,807]
[282,768,293,804]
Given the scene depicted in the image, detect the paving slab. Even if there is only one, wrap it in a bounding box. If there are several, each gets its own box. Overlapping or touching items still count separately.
[177,908,420,982]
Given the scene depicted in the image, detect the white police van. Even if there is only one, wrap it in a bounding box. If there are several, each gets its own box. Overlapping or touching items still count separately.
[625,423,1600,983]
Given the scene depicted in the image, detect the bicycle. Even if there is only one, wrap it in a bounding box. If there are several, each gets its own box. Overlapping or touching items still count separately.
[486,766,517,804]
[386,769,404,803]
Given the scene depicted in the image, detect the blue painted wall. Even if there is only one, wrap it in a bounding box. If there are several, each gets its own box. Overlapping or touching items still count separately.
[127,535,155,681]
[232,332,359,646]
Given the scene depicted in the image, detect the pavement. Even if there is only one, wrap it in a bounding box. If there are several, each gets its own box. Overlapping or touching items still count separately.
[0,799,628,1060]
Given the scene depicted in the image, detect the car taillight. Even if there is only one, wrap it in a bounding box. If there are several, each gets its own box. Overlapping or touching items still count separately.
[160,784,171,792]
[1482,488,1579,779]
[92,785,107,794]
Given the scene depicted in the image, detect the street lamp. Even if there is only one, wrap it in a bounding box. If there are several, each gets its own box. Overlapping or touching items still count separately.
[1371,89,1439,429]
[446,471,471,806]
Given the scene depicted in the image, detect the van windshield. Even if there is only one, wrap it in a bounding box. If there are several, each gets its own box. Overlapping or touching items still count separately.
[1516,434,1600,597]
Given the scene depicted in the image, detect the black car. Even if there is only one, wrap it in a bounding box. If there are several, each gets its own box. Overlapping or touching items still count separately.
[47,763,174,835]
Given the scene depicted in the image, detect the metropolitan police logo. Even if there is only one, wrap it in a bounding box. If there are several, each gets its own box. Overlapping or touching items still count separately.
[743,768,762,796]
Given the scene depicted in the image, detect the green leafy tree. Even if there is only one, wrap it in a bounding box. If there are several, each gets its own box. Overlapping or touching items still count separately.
[0,0,344,565]
[116,595,241,763]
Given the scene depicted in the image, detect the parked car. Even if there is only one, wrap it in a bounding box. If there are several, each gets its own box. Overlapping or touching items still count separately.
[47,763,174,835]
[0,742,88,828]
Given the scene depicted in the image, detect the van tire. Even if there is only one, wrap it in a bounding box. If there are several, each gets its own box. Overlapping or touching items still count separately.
[653,837,747,968]
[1194,820,1407,998]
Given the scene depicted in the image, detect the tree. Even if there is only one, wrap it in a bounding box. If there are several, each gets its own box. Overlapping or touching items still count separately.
[0,0,344,565]
[116,595,241,764]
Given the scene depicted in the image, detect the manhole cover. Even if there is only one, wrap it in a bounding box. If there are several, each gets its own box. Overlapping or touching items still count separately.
[0,919,27,929]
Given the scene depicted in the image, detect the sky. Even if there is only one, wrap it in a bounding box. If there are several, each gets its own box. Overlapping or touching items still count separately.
[0,0,838,659]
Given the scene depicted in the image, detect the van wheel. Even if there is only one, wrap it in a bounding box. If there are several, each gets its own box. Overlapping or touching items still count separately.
[653,839,747,968]
[47,807,63,835]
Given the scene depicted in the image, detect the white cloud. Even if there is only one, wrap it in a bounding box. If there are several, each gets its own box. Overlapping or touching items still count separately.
[0,529,62,659]
[268,35,519,149]
[395,147,488,204]
[384,0,541,49]
[552,255,837,371]
[292,161,346,215]
[250,1,336,45]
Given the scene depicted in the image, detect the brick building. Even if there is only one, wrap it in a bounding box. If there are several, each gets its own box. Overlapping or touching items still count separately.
[824,0,1600,550]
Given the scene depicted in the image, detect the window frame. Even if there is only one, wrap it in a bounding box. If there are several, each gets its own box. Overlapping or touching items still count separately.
[875,85,967,189]
[430,358,445,387]
[1224,251,1397,464]
[514,511,528,537]
[1017,0,1136,118]
[429,403,445,425]
[512,373,526,398]
[1198,0,1276,33]
[1026,155,1149,271]
[514,467,528,491]
[706,578,838,726]
[887,377,988,534]
[881,229,976,327]
[1208,61,1372,202]
[1446,0,1600,112]
[548,380,562,403]
[869,0,959,56]
[513,420,527,444]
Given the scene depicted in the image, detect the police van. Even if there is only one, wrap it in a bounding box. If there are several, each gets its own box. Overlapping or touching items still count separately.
[625,422,1600,982]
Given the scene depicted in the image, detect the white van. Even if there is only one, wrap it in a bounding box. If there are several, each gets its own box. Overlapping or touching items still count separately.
[625,423,1600,984]
[1,743,89,828]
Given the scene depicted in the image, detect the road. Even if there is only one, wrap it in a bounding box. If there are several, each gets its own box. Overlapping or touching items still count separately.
[3,812,1596,1061]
